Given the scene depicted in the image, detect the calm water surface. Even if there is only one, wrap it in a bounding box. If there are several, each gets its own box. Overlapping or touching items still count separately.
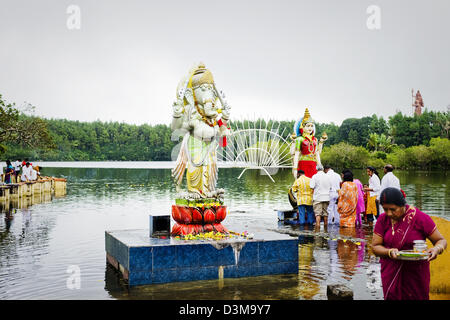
[0,163,448,299]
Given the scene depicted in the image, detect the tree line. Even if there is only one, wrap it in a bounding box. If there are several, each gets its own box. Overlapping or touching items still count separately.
[1,94,448,169]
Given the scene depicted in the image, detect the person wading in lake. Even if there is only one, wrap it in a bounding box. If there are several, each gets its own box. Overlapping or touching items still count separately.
[372,187,447,300]
[291,170,314,225]
[364,166,381,224]
[324,165,341,225]
[310,164,331,231]
[337,170,358,228]
[353,177,365,227]
[380,164,401,197]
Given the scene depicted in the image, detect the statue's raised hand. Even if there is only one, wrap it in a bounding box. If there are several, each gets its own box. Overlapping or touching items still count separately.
[172,100,184,118]
[221,105,231,120]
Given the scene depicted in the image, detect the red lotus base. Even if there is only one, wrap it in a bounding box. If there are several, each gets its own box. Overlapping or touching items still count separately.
[171,205,228,236]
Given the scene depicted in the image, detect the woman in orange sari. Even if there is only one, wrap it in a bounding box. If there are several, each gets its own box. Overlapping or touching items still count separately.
[338,170,358,228]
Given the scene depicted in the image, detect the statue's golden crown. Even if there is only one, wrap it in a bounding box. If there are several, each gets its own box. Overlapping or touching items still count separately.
[301,108,313,128]
[190,63,214,88]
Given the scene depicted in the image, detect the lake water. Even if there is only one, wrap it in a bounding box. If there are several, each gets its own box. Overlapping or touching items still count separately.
[0,162,448,299]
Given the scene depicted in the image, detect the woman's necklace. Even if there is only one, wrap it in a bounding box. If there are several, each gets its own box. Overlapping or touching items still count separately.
[391,219,396,236]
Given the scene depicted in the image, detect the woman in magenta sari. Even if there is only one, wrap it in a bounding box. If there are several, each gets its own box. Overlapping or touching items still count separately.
[353,178,365,227]
[372,188,447,300]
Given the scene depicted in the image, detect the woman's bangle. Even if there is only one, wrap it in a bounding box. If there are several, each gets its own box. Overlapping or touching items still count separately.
[388,248,393,258]
[435,244,444,254]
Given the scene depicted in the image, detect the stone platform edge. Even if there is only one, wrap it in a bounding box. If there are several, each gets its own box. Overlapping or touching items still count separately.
[105,229,299,286]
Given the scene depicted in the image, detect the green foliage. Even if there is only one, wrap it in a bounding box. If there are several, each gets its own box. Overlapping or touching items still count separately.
[347,129,360,146]
[321,142,370,169]
[429,137,450,168]
[384,138,449,170]
[374,151,387,160]
[315,122,340,145]
[0,95,54,155]
[4,117,177,161]
[366,157,386,169]
[367,133,395,153]
[337,116,374,146]
[322,140,449,170]
[388,110,449,147]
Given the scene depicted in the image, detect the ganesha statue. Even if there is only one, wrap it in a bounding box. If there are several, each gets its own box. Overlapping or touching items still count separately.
[291,108,327,178]
[170,63,231,236]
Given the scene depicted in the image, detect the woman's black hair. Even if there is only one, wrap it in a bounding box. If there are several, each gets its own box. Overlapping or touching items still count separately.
[367,166,379,177]
[380,187,406,207]
[342,170,354,182]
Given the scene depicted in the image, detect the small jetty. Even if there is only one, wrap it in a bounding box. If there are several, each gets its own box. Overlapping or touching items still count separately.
[0,176,67,209]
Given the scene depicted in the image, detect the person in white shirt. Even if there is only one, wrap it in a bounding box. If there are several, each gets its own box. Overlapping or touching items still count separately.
[364,166,381,220]
[30,168,38,181]
[379,164,401,198]
[21,162,33,182]
[13,159,22,183]
[324,165,342,225]
[310,164,331,229]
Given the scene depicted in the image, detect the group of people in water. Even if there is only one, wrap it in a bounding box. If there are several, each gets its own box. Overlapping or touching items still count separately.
[1,159,40,184]
[290,163,447,300]
[290,164,404,229]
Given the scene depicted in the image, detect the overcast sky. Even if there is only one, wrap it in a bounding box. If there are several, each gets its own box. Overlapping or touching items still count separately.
[1,0,449,126]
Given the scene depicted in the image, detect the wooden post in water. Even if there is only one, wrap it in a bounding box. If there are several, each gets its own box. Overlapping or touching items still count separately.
[25,182,33,197]
[10,184,21,199]
[0,177,67,208]
[32,181,42,194]
[53,178,67,197]
[0,186,10,202]
[42,179,52,192]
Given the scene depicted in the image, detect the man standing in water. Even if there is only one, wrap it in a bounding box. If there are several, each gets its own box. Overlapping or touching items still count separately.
[364,166,381,221]
[379,164,401,197]
[324,165,341,225]
[291,170,314,224]
[310,165,331,231]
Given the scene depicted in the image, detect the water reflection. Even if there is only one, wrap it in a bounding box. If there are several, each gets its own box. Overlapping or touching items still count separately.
[297,229,320,299]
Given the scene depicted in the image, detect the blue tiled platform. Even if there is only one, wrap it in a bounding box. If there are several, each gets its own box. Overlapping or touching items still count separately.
[277,209,297,221]
[105,229,299,286]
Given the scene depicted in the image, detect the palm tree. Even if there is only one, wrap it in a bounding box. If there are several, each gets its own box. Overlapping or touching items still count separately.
[367,133,379,152]
[378,134,394,153]
[388,125,397,144]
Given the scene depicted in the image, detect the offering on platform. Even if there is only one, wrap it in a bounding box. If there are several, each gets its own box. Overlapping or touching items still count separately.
[170,63,231,236]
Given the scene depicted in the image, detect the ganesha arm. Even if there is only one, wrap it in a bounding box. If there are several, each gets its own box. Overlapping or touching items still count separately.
[170,100,186,131]
[217,118,230,137]
[172,133,189,193]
